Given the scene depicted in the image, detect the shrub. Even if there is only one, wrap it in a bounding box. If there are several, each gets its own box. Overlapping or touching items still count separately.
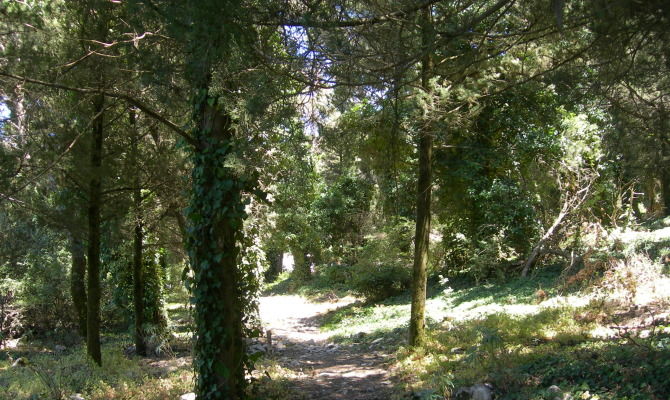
[19,245,77,334]
[314,263,354,286]
[0,278,23,343]
[440,229,519,283]
[351,223,413,301]
[352,262,411,301]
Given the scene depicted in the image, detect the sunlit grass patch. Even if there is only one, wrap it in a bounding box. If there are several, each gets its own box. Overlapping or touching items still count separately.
[248,358,308,400]
[387,255,670,398]
[263,271,356,301]
[395,304,596,390]
[0,342,193,400]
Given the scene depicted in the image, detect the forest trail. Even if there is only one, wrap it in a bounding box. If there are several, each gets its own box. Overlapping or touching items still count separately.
[258,295,400,400]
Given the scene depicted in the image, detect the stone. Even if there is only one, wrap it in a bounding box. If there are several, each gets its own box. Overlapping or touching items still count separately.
[180,393,196,400]
[247,343,267,354]
[470,384,493,400]
[548,385,561,394]
[450,347,465,354]
[325,343,339,352]
[54,345,67,352]
[454,383,493,400]
[69,394,85,400]
[371,338,384,345]
[547,385,573,400]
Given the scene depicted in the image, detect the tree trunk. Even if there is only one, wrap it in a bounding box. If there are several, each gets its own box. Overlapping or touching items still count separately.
[409,6,434,348]
[265,250,283,282]
[521,196,571,277]
[291,248,310,281]
[70,236,87,338]
[661,112,670,216]
[132,200,146,356]
[189,81,246,399]
[86,93,104,366]
[130,109,146,356]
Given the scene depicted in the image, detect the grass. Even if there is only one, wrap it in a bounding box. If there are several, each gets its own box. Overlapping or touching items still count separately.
[278,255,670,400]
[263,271,356,301]
[4,224,670,399]
[0,338,193,400]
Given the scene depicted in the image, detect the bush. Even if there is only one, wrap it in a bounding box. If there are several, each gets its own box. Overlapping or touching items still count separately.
[314,264,354,286]
[352,262,411,301]
[351,223,413,301]
[440,229,519,283]
[0,278,23,342]
[19,245,77,334]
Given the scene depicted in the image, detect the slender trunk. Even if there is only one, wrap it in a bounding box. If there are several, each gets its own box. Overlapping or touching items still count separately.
[189,78,246,398]
[409,6,434,348]
[265,250,283,282]
[521,207,568,277]
[660,110,670,216]
[12,84,26,139]
[70,235,87,338]
[86,93,104,365]
[290,248,310,281]
[132,202,146,355]
[130,109,146,356]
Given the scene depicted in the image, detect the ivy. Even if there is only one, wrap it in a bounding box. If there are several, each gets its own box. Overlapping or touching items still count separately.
[185,93,259,399]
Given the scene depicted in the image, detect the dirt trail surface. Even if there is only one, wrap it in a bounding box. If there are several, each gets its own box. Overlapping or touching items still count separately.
[258,295,401,400]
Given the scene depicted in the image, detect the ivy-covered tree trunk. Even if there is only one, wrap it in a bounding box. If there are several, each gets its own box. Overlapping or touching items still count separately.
[290,248,311,282]
[131,109,147,356]
[69,235,87,338]
[86,93,104,365]
[409,6,434,348]
[188,82,246,399]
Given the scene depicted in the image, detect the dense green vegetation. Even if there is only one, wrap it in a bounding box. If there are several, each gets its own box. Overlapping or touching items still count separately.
[1,0,669,399]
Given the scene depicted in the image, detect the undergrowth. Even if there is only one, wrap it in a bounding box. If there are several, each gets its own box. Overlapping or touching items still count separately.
[0,339,192,400]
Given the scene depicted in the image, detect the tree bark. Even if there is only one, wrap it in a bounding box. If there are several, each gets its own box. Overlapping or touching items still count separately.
[130,109,147,357]
[291,248,310,281]
[86,93,104,366]
[70,235,87,338]
[265,250,283,282]
[409,6,434,348]
[189,75,246,398]
[521,203,568,277]
[660,109,670,216]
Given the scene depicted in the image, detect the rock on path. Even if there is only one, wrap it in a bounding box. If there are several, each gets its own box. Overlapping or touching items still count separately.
[258,295,400,400]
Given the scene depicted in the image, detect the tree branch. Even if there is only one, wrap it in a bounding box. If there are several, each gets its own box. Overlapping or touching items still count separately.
[0,71,197,147]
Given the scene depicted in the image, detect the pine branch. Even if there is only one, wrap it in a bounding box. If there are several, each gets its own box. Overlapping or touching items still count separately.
[0,71,197,147]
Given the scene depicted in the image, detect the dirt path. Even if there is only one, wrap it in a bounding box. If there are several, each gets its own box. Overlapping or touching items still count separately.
[258,295,401,400]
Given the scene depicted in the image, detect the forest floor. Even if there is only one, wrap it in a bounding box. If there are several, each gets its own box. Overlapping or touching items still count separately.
[2,222,670,399]
[256,295,403,400]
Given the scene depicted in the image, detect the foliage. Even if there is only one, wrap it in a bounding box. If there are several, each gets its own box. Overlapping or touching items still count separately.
[14,233,76,334]
[1,0,669,397]
[313,170,374,264]
[0,343,192,400]
[350,220,414,301]
[352,262,412,302]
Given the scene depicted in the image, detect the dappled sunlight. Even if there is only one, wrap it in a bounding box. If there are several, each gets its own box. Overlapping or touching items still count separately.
[395,276,670,399]
[257,295,401,399]
[259,294,358,342]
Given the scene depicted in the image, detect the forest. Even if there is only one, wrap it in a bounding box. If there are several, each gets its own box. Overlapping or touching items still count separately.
[0,0,669,399]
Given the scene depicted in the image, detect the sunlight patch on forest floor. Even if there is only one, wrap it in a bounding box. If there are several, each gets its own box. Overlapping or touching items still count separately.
[257,294,402,399]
